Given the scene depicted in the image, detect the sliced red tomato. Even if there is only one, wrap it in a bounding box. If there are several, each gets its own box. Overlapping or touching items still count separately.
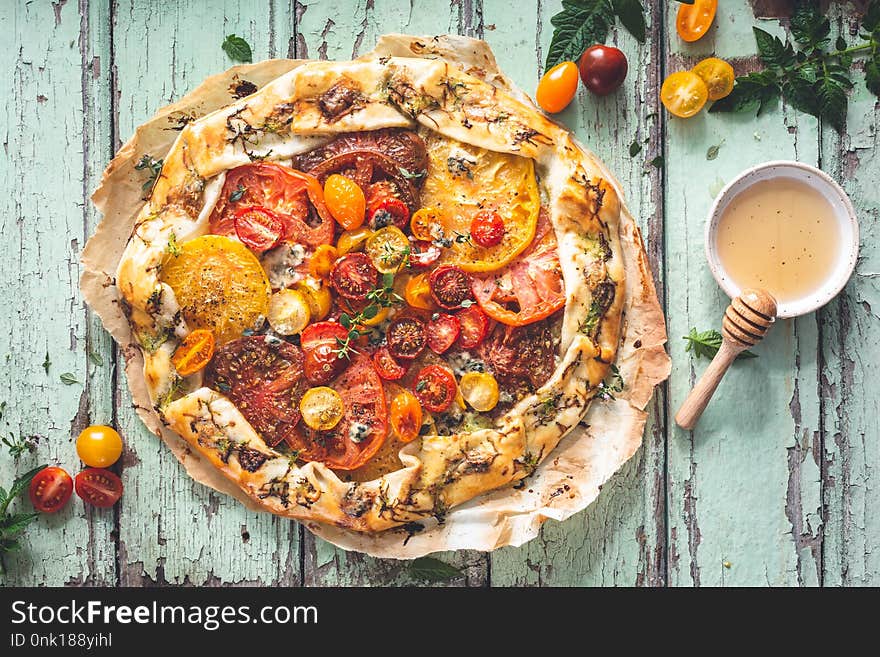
[205,336,306,447]
[470,210,505,248]
[331,252,378,300]
[408,239,441,268]
[367,181,410,229]
[413,365,457,413]
[426,313,461,354]
[386,316,427,360]
[472,236,565,326]
[74,468,123,508]
[372,346,408,380]
[301,321,348,352]
[301,321,349,384]
[233,205,283,253]
[29,466,73,513]
[457,304,490,349]
[429,265,474,310]
[285,354,387,470]
[209,162,335,247]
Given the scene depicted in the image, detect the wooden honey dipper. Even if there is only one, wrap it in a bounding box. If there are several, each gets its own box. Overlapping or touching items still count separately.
[675,288,777,430]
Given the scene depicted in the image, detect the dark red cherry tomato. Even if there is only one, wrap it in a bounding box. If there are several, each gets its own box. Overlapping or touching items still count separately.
[470,211,505,248]
[429,265,474,310]
[330,252,378,300]
[372,345,408,381]
[386,316,427,360]
[578,45,628,96]
[412,365,457,413]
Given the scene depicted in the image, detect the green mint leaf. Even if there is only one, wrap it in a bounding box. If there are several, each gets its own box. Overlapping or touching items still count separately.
[612,0,645,43]
[42,352,50,375]
[222,34,253,63]
[407,556,463,583]
[790,1,830,52]
[753,27,796,70]
[546,0,616,71]
[629,140,642,157]
[59,373,79,385]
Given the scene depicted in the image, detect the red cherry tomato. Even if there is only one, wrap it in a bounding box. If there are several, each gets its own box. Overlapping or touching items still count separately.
[470,211,505,248]
[386,316,427,360]
[304,343,346,385]
[29,466,73,513]
[74,468,123,508]
[429,265,474,310]
[367,181,410,230]
[536,61,579,114]
[372,346,409,381]
[457,304,490,349]
[408,239,442,268]
[330,252,378,300]
[233,205,284,253]
[426,313,461,354]
[413,365,457,413]
[578,45,628,96]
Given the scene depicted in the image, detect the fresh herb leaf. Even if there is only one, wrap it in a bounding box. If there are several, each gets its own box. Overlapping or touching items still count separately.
[407,556,463,583]
[0,465,45,577]
[546,0,616,71]
[710,70,779,115]
[42,352,50,375]
[166,232,181,257]
[222,34,253,63]
[683,328,757,361]
[706,141,724,160]
[2,434,40,459]
[629,140,642,157]
[88,350,104,367]
[59,373,79,386]
[596,363,625,400]
[790,1,830,52]
[612,0,646,43]
[134,154,163,193]
[753,27,796,70]
[649,155,663,168]
[229,183,246,202]
[399,167,426,181]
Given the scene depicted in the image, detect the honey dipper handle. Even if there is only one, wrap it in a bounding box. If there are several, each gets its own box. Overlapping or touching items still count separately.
[674,340,743,431]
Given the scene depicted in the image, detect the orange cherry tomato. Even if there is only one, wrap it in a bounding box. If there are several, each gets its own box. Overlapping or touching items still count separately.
[677,0,717,43]
[390,390,423,443]
[536,61,579,114]
[404,272,436,310]
[661,71,709,118]
[692,57,735,101]
[171,328,216,376]
[323,174,365,231]
[309,244,338,279]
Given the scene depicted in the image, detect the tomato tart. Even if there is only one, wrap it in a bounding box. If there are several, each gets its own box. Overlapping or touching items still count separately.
[85,35,669,549]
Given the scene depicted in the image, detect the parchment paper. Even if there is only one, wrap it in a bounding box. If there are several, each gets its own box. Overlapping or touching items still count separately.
[81,36,670,558]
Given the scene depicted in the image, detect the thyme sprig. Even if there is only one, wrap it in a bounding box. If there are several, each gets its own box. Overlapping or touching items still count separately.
[334,272,402,360]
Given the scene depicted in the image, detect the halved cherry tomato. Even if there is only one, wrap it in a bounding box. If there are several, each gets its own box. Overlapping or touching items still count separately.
[331,252,378,300]
[661,71,709,118]
[367,181,410,229]
[578,45,628,96]
[410,207,440,241]
[408,239,441,268]
[302,321,349,385]
[266,289,311,335]
[536,61,579,114]
[429,265,474,310]
[426,313,461,354]
[233,206,283,253]
[29,466,73,513]
[459,371,500,412]
[309,244,338,279]
[386,316,427,360]
[692,57,734,101]
[390,390,422,443]
[171,329,215,377]
[294,279,332,321]
[457,305,490,349]
[336,227,373,255]
[413,365,457,413]
[470,211,505,248]
[677,0,717,43]
[365,226,410,273]
[74,468,123,508]
[404,272,436,310]
[210,162,335,246]
[301,321,348,352]
[76,425,124,468]
[323,174,365,230]
[299,386,344,431]
[372,345,408,381]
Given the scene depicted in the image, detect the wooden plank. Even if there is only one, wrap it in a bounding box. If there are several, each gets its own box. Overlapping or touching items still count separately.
[821,6,880,587]
[111,0,301,586]
[0,0,115,585]
[485,0,667,586]
[296,0,489,586]
[664,7,822,586]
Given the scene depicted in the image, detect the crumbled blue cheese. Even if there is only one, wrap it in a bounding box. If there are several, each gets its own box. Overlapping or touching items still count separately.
[261,242,307,289]
[448,351,486,377]
[349,422,370,444]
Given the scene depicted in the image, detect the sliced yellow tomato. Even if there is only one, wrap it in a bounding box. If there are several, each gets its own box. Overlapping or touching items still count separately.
[336,227,373,255]
[661,71,709,118]
[171,328,215,376]
[365,226,410,273]
[299,386,344,430]
[267,288,311,335]
[419,135,539,273]
[692,57,734,101]
[309,244,338,279]
[459,371,500,412]
[404,272,435,310]
[410,207,440,241]
[294,278,332,321]
[161,235,270,344]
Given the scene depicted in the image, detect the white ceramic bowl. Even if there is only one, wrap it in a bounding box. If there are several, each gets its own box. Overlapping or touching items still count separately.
[704,160,859,319]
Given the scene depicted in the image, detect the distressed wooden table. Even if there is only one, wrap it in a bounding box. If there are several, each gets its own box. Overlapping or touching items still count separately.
[1,0,877,587]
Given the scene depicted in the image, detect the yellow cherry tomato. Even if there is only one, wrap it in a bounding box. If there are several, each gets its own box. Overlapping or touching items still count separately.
[661,71,709,118]
[365,226,410,273]
[76,425,123,468]
[294,278,332,321]
[677,0,717,43]
[309,244,338,279]
[336,227,373,255]
[410,207,440,242]
[390,390,423,443]
[459,371,500,412]
[324,174,366,231]
[692,57,735,101]
[536,61,579,114]
[267,288,311,335]
[299,386,344,431]
[404,272,435,310]
[171,328,215,376]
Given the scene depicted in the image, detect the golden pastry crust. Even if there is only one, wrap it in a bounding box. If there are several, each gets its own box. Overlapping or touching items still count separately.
[114,45,626,533]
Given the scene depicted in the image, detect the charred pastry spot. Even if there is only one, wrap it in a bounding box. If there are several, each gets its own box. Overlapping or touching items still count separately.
[229,77,258,100]
[511,126,552,148]
[236,445,269,472]
[401,521,424,546]
[262,102,295,134]
[318,80,364,121]
[341,483,373,518]
[593,279,616,313]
